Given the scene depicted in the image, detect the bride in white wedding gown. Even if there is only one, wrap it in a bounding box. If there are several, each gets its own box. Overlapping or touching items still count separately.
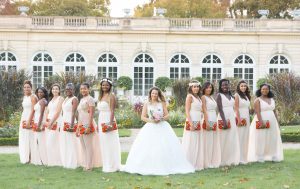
[122,87,195,175]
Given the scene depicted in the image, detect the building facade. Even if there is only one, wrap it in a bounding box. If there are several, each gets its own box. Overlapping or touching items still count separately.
[0,16,299,96]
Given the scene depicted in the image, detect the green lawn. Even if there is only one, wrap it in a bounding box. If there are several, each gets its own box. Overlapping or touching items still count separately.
[118,129,131,137]
[0,150,299,189]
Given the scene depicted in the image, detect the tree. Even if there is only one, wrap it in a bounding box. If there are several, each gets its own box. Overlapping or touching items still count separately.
[134,0,227,18]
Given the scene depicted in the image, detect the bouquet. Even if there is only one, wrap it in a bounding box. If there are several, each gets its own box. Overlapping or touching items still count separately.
[149,109,163,122]
[185,121,201,131]
[256,120,270,129]
[22,120,34,129]
[218,119,231,130]
[101,122,118,133]
[63,122,78,132]
[32,123,46,132]
[76,123,95,136]
[235,117,247,127]
[46,119,58,130]
[202,121,217,131]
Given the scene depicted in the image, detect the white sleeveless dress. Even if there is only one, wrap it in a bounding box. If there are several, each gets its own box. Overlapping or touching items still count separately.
[218,94,240,166]
[31,100,48,165]
[203,96,221,168]
[236,95,251,164]
[97,101,121,172]
[249,98,283,162]
[46,97,63,166]
[19,95,35,164]
[61,96,82,169]
[182,95,204,170]
[123,102,195,175]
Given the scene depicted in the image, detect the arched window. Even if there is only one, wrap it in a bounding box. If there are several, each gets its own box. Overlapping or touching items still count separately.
[65,52,86,74]
[233,54,254,89]
[269,55,290,74]
[0,51,17,72]
[201,54,222,83]
[32,52,53,89]
[169,53,190,80]
[97,53,118,82]
[133,53,154,96]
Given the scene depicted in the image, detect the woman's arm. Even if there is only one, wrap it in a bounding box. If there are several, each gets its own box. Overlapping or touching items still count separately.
[109,94,116,124]
[49,97,64,127]
[71,97,79,126]
[162,102,169,121]
[216,93,227,127]
[185,94,193,124]
[254,98,263,124]
[38,100,46,128]
[27,95,37,128]
[201,96,209,126]
[234,93,241,125]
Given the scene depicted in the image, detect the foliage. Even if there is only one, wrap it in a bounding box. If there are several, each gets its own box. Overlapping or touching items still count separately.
[267,72,300,125]
[167,96,176,111]
[155,77,171,92]
[225,77,241,95]
[115,101,143,128]
[133,101,143,115]
[0,69,29,123]
[117,76,133,91]
[230,0,300,19]
[168,109,185,127]
[0,137,18,146]
[172,79,190,107]
[0,125,17,138]
[44,72,97,99]
[256,77,268,89]
[192,77,204,85]
[0,0,110,16]
[134,0,227,18]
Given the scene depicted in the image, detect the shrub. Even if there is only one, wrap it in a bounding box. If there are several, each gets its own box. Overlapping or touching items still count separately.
[192,77,204,85]
[0,69,29,123]
[155,77,171,92]
[167,96,176,112]
[168,109,186,128]
[256,77,268,89]
[225,77,241,94]
[0,137,18,146]
[117,76,133,91]
[44,72,97,100]
[115,102,143,128]
[267,72,300,125]
[172,79,190,107]
[0,125,18,138]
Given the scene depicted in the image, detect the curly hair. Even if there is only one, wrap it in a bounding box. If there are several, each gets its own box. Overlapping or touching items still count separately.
[255,83,274,98]
[218,79,233,98]
[202,81,214,96]
[148,86,166,102]
[236,80,251,101]
[35,87,49,102]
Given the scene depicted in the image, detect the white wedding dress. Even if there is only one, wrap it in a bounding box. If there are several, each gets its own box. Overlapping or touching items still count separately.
[122,102,195,175]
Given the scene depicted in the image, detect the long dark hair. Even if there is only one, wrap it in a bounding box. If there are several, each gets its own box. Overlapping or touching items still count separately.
[98,78,113,101]
[148,87,166,102]
[236,80,251,101]
[256,83,274,98]
[35,87,49,103]
[218,79,233,98]
[202,81,214,96]
[49,83,61,101]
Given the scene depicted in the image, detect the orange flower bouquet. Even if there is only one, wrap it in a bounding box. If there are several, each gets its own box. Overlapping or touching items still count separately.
[235,117,247,127]
[202,121,217,131]
[46,119,58,130]
[22,120,34,129]
[185,121,201,131]
[32,123,46,132]
[218,119,231,130]
[63,122,78,132]
[256,120,270,129]
[101,122,118,133]
[76,123,95,137]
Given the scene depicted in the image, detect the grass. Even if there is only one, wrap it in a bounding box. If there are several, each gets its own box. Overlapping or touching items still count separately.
[118,129,131,137]
[0,150,299,189]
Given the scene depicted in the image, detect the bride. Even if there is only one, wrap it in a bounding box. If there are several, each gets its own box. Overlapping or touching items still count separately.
[123,87,195,175]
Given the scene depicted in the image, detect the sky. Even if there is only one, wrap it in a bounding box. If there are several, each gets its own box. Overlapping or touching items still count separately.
[109,0,150,17]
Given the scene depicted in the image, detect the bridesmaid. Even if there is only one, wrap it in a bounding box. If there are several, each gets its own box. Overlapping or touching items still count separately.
[234,80,251,164]
[19,80,37,164]
[97,78,121,172]
[61,83,81,169]
[45,84,64,166]
[201,81,221,168]
[182,80,204,170]
[31,87,48,165]
[250,84,283,162]
[77,82,101,171]
[216,79,240,166]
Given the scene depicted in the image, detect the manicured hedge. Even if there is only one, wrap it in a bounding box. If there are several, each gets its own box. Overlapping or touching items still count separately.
[281,132,300,142]
[0,137,18,146]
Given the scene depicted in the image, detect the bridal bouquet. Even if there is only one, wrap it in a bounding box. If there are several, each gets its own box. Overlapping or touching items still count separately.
[236,117,247,127]
[256,120,270,129]
[218,119,231,130]
[63,122,78,132]
[101,122,118,133]
[22,120,34,129]
[32,123,46,132]
[149,110,163,122]
[76,123,95,136]
[185,121,201,130]
[202,121,217,131]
